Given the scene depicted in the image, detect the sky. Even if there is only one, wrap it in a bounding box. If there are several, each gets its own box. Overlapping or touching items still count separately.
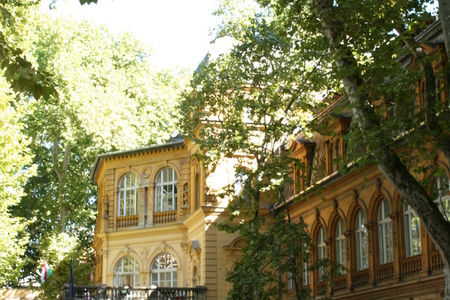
[42,0,223,70]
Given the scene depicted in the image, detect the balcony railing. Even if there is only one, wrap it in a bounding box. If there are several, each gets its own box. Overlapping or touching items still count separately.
[351,269,369,289]
[314,280,327,296]
[117,215,139,229]
[332,275,347,293]
[60,284,207,300]
[400,255,421,278]
[374,262,394,284]
[430,250,444,273]
[154,211,177,225]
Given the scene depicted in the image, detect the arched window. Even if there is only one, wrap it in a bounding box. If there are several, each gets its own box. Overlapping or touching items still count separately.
[335,141,341,170]
[435,173,450,218]
[404,203,421,257]
[155,168,178,212]
[114,256,140,287]
[317,227,327,280]
[355,210,368,270]
[195,172,200,210]
[335,218,346,273]
[193,265,198,286]
[378,198,393,264]
[118,173,139,216]
[302,242,310,286]
[330,144,335,173]
[151,253,178,287]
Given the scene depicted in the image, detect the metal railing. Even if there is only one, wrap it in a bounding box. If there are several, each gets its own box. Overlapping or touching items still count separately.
[60,284,207,300]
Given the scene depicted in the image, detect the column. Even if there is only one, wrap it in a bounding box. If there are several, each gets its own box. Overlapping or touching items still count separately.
[138,187,145,227]
[344,231,352,292]
[325,238,332,296]
[365,221,375,286]
[389,212,400,280]
[147,183,154,226]
[102,250,108,285]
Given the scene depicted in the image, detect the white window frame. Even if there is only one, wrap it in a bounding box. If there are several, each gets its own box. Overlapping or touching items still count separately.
[317,227,326,280]
[151,253,178,287]
[435,173,450,219]
[118,173,139,216]
[404,203,421,257]
[335,218,346,274]
[114,256,140,287]
[287,271,294,290]
[155,168,178,212]
[378,198,393,265]
[355,210,368,270]
[302,242,310,286]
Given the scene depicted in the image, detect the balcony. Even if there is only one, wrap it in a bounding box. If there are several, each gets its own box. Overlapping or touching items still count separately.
[60,284,207,300]
[153,211,177,225]
[117,215,139,229]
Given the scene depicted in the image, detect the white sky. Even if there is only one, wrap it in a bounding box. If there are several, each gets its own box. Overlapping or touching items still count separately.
[42,0,222,70]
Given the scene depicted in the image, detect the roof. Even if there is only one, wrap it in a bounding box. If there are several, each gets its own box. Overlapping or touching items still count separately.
[90,139,185,181]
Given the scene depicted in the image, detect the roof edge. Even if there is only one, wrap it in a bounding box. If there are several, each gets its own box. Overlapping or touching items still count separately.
[90,139,185,182]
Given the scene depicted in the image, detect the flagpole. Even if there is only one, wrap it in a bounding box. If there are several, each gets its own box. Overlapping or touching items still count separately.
[70,258,75,300]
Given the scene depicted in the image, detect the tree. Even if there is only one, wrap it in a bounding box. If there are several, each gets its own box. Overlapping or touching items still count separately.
[180,4,333,297]
[182,0,450,298]
[0,75,35,287]
[2,6,190,288]
[259,0,450,298]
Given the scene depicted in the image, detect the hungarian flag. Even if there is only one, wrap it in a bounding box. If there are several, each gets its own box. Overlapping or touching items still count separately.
[41,260,53,284]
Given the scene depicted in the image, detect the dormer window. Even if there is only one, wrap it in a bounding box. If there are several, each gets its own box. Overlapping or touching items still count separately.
[118,173,139,217]
[327,139,343,175]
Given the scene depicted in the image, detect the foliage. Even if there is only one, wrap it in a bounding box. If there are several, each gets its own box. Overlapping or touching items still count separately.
[180,6,328,298]
[0,2,190,289]
[0,75,35,287]
[39,233,94,300]
[182,0,450,298]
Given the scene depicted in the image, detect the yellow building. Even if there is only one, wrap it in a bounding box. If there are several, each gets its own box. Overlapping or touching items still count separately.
[91,135,246,299]
[90,22,449,300]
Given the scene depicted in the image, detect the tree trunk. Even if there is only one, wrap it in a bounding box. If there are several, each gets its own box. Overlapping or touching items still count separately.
[313,1,450,298]
[52,136,70,233]
[439,0,450,65]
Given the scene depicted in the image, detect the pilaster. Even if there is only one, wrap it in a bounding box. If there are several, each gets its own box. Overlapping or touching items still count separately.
[365,221,375,286]
[389,212,400,280]
[147,183,154,226]
[138,187,145,227]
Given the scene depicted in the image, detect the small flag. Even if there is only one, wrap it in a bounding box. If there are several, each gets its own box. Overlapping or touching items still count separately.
[41,260,53,284]
[70,258,75,298]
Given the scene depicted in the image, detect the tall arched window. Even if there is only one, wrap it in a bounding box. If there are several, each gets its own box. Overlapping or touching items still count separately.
[302,242,310,286]
[195,171,200,210]
[114,256,140,287]
[335,141,341,170]
[151,253,178,287]
[335,218,346,273]
[317,227,327,280]
[193,265,198,286]
[330,144,335,173]
[355,210,368,270]
[155,168,178,212]
[404,203,421,257]
[435,173,450,218]
[378,198,393,264]
[118,173,139,216]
